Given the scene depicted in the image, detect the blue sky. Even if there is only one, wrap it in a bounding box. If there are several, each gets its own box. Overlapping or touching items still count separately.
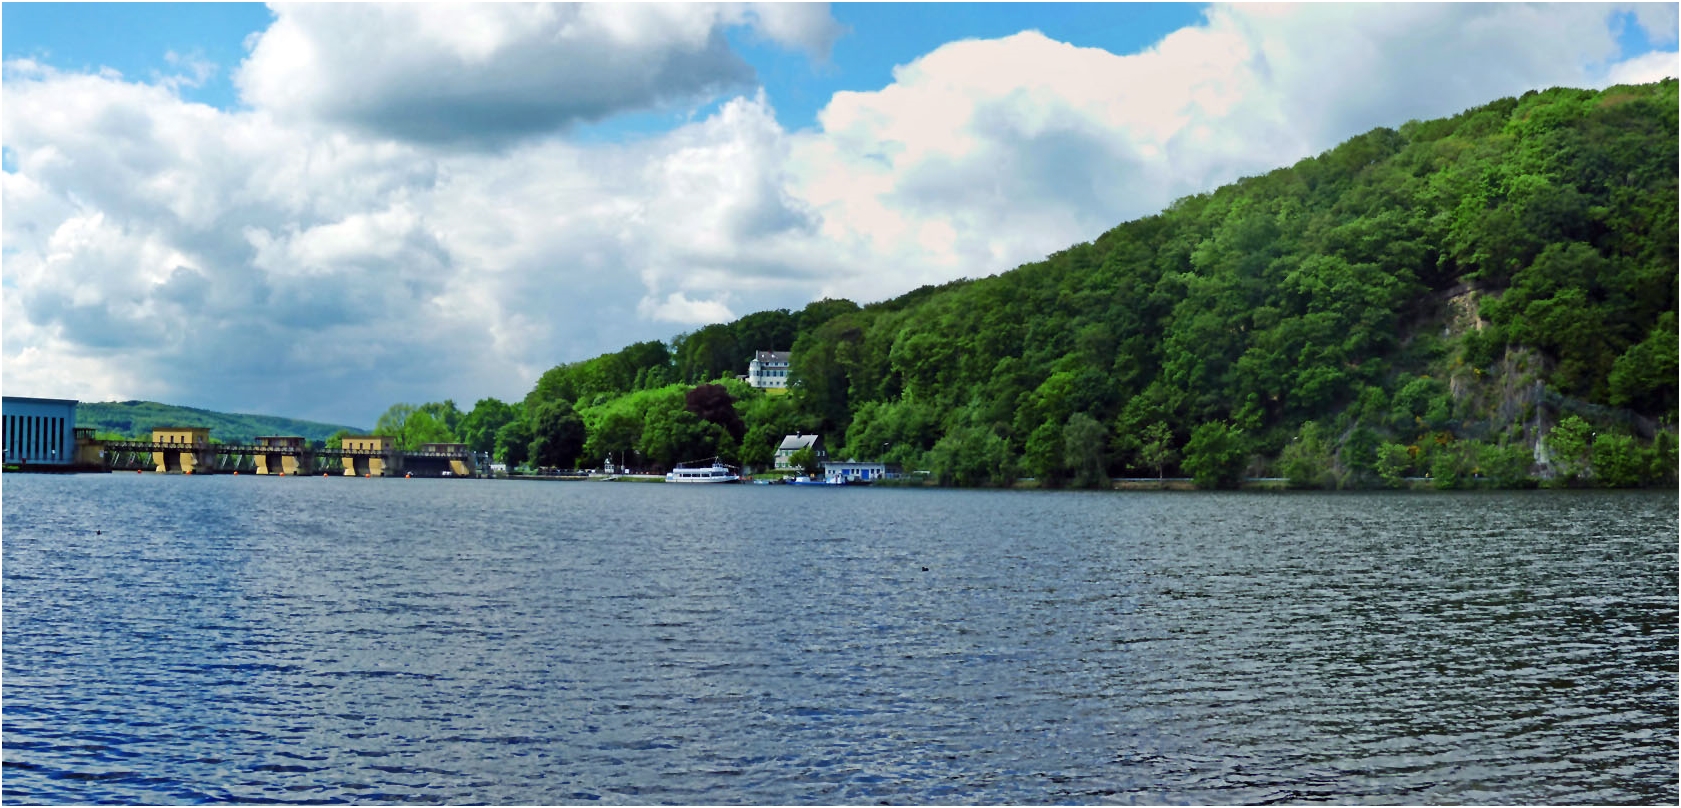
[3,3,272,107]
[3,3,1211,133]
[3,3,1676,423]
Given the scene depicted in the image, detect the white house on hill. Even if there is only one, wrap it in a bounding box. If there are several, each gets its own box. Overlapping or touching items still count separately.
[747,350,791,389]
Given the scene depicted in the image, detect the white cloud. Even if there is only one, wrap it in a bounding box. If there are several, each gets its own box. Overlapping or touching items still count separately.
[1606,49,1681,85]
[4,2,1675,424]
[236,2,843,147]
[157,50,218,92]
[1631,3,1680,46]
[639,292,738,325]
[735,2,845,61]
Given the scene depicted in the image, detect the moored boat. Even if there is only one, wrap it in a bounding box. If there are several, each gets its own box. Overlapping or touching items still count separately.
[665,459,741,483]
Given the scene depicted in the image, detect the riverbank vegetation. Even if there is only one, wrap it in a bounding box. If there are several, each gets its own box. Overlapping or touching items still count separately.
[378,81,1677,489]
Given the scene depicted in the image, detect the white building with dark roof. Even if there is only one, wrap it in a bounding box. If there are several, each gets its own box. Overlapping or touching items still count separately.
[747,350,791,389]
[775,433,826,470]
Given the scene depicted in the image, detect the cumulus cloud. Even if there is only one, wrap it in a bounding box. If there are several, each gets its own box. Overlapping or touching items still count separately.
[236,2,842,147]
[1607,50,1681,85]
[4,2,1676,424]
[2,62,498,421]
[779,2,1679,302]
[735,2,845,60]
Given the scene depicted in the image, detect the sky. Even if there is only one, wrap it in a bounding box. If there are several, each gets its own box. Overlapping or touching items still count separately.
[3,3,1677,427]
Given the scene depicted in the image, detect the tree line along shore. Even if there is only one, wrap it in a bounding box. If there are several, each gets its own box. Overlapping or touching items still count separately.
[352,81,1680,490]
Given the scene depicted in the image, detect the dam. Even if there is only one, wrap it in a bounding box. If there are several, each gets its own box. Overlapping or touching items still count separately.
[90,428,483,477]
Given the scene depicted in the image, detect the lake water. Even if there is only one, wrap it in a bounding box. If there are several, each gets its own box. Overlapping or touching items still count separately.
[2,475,1675,804]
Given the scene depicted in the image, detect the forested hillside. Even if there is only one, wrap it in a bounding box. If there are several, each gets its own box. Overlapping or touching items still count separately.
[79,401,365,444]
[381,80,1679,488]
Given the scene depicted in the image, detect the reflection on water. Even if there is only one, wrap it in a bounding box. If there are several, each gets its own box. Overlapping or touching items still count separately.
[4,476,1675,804]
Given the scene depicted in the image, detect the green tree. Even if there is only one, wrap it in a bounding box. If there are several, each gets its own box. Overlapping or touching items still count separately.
[1547,415,1594,484]
[1021,420,1067,486]
[1279,420,1333,489]
[674,323,740,384]
[1137,421,1177,481]
[1390,377,1449,434]
[1182,421,1248,489]
[738,424,779,471]
[1608,312,1678,413]
[528,400,586,469]
[458,398,517,453]
[1480,441,1536,488]
[583,405,644,468]
[928,425,1015,487]
[495,418,533,469]
[1340,426,1382,488]
[1428,441,1472,489]
[787,446,822,476]
[639,401,726,469]
[841,396,940,466]
[797,297,862,332]
[1591,433,1645,488]
[1376,442,1413,488]
[374,403,417,446]
[1649,430,1678,485]
[415,400,464,438]
[403,409,455,449]
[1063,412,1109,489]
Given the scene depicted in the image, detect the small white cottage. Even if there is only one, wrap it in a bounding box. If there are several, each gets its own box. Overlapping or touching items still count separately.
[775,433,826,470]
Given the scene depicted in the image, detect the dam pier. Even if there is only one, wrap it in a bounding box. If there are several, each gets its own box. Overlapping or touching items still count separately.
[92,428,484,477]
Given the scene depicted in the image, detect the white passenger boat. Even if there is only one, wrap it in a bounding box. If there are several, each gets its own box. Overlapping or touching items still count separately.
[664,459,741,483]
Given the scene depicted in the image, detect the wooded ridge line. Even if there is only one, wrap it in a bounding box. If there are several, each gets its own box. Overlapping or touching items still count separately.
[371,80,1678,489]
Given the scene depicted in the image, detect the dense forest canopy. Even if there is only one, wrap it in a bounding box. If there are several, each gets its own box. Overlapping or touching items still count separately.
[381,81,1679,488]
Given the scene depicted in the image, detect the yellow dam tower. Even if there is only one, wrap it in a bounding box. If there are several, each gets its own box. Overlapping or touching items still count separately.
[151,427,214,474]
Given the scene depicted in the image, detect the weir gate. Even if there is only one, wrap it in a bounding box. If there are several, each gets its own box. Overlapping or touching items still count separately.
[94,428,482,477]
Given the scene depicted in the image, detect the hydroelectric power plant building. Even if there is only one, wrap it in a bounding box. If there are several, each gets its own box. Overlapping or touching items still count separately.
[1,396,480,476]
[2,396,79,467]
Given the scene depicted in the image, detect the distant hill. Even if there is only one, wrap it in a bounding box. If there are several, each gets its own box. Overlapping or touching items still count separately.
[77,401,366,444]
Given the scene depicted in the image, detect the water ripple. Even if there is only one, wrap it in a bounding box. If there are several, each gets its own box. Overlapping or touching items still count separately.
[4,478,1675,803]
